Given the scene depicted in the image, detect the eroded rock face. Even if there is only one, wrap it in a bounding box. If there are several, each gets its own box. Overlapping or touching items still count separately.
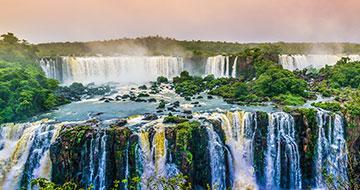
[49,119,214,189]
[48,110,351,190]
[50,122,134,189]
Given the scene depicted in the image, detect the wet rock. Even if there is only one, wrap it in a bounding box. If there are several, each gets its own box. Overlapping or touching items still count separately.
[111,119,128,127]
[147,98,157,103]
[167,107,178,112]
[207,95,213,99]
[191,101,199,105]
[99,97,107,101]
[185,97,191,101]
[88,112,104,118]
[115,95,122,101]
[157,100,166,109]
[138,85,147,90]
[121,94,130,99]
[137,92,150,98]
[134,98,147,102]
[172,101,180,107]
[183,110,192,114]
[196,96,203,99]
[143,113,158,121]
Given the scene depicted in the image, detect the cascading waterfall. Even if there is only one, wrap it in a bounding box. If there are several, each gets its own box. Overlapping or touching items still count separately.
[40,56,184,85]
[264,112,302,190]
[137,124,179,189]
[215,111,258,190]
[205,55,230,78]
[279,54,360,71]
[231,56,238,78]
[87,131,108,190]
[206,125,226,190]
[0,111,351,190]
[0,120,61,189]
[314,111,348,189]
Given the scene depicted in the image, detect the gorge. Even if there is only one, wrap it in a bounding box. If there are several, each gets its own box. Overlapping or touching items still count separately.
[1,34,359,189]
[0,109,350,190]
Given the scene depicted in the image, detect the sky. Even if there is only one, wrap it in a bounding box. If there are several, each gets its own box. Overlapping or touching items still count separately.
[0,0,359,43]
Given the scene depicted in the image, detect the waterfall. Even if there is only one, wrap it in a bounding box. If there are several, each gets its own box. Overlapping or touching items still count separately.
[206,126,226,190]
[314,111,349,189]
[279,54,360,71]
[205,55,232,78]
[87,131,108,190]
[137,124,179,189]
[215,112,258,190]
[231,56,238,78]
[40,56,184,85]
[264,112,302,189]
[0,120,61,189]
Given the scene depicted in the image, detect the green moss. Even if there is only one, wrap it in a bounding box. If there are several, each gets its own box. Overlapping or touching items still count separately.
[163,116,188,124]
[312,101,341,112]
[173,121,201,174]
[273,94,306,106]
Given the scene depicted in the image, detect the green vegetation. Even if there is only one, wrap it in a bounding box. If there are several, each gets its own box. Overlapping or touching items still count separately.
[31,178,90,190]
[157,76,169,84]
[36,36,360,57]
[0,33,67,123]
[311,102,341,112]
[273,94,306,106]
[170,48,308,105]
[163,115,188,124]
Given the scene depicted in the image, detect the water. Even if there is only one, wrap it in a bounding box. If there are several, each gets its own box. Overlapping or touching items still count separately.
[0,120,61,189]
[137,123,180,190]
[279,54,360,71]
[40,56,185,85]
[314,111,349,189]
[264,112,302,189]
[207,126,226,190]
[214,111,258,190]
[205,55,232,78]
[34,85,276,122]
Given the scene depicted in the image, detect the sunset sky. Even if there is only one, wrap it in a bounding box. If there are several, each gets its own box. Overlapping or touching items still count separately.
[1,0,359,43]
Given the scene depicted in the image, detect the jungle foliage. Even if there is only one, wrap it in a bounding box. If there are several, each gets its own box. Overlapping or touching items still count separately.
[0,33,66,123]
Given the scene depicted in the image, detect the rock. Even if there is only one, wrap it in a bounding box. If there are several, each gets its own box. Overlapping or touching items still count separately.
[138,85,147,90]
[207,95,213,99]
[99,97,107,101]
[115,95,122,101]
[89,112,104,117]
[186,115,193,119]
[191,101,200,105]
[157,100,166,109]
[167,107,178,112]
[134,98,147,102]
[183,110,192,114]
[111,119,127,127]
[172,101,180,107]
[185,97,191,101]
[121,94,130,99]
[148,98,157,103]
[138,92,150,98]
[196,96,203,99]
[143,113,158,120]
